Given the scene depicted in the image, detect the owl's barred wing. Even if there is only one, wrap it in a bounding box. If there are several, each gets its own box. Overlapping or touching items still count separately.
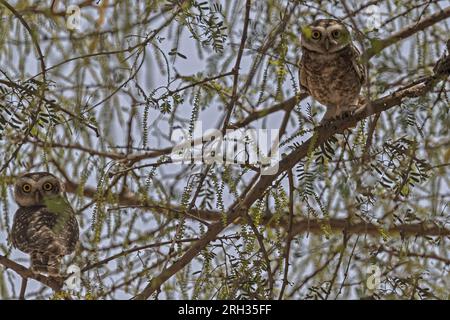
[298,56,310,93]
[350,44,366,85]
[64,211,79,253]
[11,206,40,251]
[11,204,79,255]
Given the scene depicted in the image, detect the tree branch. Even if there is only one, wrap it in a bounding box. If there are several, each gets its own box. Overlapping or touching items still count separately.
[134,50,450,299]
[363,6,450,60]
[0,255,62,292]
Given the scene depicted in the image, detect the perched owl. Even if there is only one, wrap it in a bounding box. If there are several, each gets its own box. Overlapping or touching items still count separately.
[299,19,366,122]
[11,172,79,276]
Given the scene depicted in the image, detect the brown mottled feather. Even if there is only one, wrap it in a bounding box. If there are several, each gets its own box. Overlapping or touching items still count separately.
[299,19,366,121]
[299,45,365,119]
[11,205,78,275]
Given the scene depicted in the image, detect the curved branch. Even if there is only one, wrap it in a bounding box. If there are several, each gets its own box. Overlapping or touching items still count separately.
[363,6,450,60]
[0,0,46,80]
[0,255,61,292]
[134,50,450,300]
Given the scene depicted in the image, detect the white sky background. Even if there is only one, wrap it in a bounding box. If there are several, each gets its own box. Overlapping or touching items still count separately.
[0,0,449,299]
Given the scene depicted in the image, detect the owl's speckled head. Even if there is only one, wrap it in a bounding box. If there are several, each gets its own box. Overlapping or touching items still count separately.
[14,172,64,207]
[301,19,351,54]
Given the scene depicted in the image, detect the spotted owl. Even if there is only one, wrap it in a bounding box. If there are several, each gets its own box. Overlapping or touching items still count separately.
[299,19,366,122]
[11,172,79,276]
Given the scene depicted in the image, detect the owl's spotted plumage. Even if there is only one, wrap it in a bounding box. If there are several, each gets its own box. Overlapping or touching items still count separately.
[11,172,79,276]
[299,19,366,121]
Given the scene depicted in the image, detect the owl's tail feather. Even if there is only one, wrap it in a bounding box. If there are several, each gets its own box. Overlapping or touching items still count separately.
[30,252,62,277]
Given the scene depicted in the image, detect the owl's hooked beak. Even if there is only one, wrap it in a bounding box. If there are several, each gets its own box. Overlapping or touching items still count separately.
[34,190,43,203]
[324,38,330,51]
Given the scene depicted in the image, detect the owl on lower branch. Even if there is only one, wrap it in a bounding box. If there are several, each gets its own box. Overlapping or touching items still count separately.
[11,172,79,276]
[299,19,366,122]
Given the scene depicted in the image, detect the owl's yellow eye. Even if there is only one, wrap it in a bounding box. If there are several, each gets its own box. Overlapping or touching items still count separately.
[43,182,53,191]
[22,184,32,193]
[311,30,321,40]
[331,30,341,38]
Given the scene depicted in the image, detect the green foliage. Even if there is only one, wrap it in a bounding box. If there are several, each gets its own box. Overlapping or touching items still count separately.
[0,0,448,301]
[168,0,228,53]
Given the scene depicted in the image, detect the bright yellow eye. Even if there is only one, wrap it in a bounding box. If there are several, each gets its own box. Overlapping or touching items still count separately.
[311,31,321,40]
[43,182,53,191]
[332,30,341,38]
[22,184,32,193]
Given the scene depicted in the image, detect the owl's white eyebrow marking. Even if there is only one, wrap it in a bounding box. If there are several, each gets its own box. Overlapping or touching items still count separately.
[326,25,346,33]
[16,177,35,184]
[312,27,326,33]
